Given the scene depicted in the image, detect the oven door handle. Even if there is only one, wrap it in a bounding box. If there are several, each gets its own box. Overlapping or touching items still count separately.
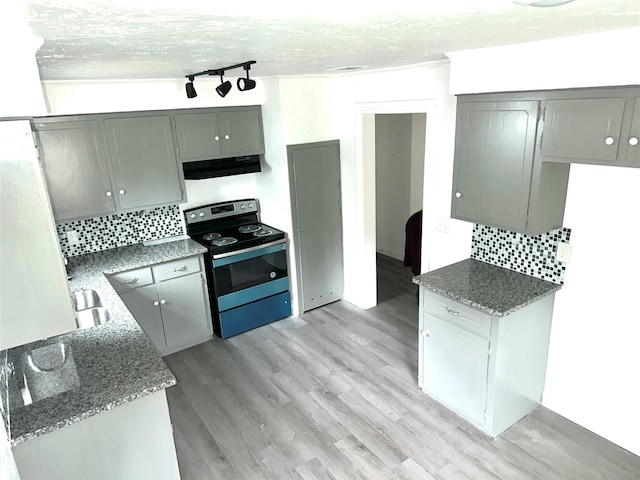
[212,239,287,265]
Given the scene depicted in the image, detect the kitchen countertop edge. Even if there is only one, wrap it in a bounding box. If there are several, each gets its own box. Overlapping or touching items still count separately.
[413,258,562,317]
[5,238,208,446]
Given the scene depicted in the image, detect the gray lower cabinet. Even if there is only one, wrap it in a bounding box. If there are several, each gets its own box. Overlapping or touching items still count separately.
[418,289,555,438]
[104,115,184,210]
[173,106,265,161]
[110,256,212,356]
[34,119,117,221]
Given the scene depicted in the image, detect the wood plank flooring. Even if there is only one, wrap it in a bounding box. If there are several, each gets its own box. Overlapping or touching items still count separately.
[164,254,639,480]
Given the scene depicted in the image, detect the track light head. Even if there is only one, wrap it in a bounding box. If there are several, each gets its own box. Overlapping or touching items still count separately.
[237,64,257,91]
[216,73,232,98]
[185,76,197,99]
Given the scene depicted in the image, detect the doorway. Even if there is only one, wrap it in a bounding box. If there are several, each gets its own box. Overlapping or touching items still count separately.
[352,100,437,309]
[375,113,425,303]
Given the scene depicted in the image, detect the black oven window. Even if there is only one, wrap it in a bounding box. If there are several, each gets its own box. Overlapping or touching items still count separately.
[214,249,287,296]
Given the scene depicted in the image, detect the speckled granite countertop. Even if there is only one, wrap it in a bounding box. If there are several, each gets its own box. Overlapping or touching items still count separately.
[413,258,561,317]
[3,239,207,446]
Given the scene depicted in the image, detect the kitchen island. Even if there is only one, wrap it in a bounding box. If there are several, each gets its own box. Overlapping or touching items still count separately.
[1,238,207,479]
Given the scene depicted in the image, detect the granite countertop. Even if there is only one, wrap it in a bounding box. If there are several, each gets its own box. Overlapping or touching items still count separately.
[413,258,561,317]
[3,238,208,446]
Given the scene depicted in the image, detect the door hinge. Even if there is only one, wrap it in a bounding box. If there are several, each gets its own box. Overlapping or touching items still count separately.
[483,409,487,421]
[488,343,492,357]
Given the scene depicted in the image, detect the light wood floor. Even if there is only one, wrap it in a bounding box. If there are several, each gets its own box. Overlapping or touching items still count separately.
[165,254,639,480]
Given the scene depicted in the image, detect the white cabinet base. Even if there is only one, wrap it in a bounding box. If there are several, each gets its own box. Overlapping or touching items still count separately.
[13,390,180,479]
[419,288,555,438]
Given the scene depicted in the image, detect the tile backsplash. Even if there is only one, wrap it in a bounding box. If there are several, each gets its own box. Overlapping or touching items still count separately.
[57,205,185,257]
[471,224,571,285]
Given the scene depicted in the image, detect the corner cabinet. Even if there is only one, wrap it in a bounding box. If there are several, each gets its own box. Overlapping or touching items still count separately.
[173,106,265,162]
[452,101,539,232]
[108,255,212,356]
[34,119,117,221]
[452,86,639,234]
[418,289,555,438]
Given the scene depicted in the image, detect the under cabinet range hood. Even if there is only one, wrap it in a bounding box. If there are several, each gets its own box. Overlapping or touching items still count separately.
[182,155,261,180]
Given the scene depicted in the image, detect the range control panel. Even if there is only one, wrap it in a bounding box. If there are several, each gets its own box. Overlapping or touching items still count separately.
[184,199,258,224]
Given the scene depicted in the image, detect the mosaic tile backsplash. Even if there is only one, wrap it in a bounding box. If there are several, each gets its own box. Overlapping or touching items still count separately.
[471,224,571,285]
[57,205,185,257]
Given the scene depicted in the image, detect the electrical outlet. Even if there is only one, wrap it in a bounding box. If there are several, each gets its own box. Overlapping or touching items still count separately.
[66,230,80,246]
[436,216,450,233]
[556,242,572,263]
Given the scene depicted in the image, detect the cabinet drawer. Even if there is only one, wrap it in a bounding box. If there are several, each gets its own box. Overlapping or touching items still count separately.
[422,290,492,339]
[109,267,154,293]
[154,256,201,282]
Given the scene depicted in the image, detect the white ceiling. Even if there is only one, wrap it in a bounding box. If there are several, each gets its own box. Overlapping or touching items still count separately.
[25,0,640,81]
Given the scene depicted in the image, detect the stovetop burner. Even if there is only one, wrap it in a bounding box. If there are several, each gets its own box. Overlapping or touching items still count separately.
[210,237,238,247]
[238,225,261,234]
[184,200,287,256]
[254,228,274,237]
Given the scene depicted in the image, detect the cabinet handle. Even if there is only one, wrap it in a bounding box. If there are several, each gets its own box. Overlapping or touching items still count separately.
[455,192,462,199]
[629,137,639,146]
[224,134,230,140]
[123,277,139,284]
[171,265,188,272]
[445,307,463,317]
[153,301,159,306]
[604,136,615,146]
[214,135,220,141]
[421,330,431,337]
[106,191,112,197]
[119,189,126,195]
[160,299,166,305]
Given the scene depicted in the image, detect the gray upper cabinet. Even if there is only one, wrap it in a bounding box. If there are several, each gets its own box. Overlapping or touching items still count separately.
[626,97,640,165]
[173,106,265,161]
[452,101,540,232]
[541,98,625,164]
[174,112,222,161]
[104,115,184,210]
[35,120,116,221]
[539,88,640,168]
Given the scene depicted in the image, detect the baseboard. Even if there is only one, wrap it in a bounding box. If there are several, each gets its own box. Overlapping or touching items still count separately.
[376,246,404,261]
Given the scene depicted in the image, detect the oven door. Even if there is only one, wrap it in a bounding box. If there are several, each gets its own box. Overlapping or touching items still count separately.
[212,240,289,311]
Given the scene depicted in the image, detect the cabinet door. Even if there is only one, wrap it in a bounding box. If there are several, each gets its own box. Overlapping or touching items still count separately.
[452,101,538,231]
[157,274,210,349]
[120,285,167,351]
[625,97,640,165]
[541,98,625,163]
[104,115,184,210]
[35,120,116,221]
[218,108,265,157]
[422,312,489,425]
[174,112,222,161]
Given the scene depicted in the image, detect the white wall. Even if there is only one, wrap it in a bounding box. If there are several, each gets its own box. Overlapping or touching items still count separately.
[410,113,426,215]
[375,114,413,260]
[448,29,640,455]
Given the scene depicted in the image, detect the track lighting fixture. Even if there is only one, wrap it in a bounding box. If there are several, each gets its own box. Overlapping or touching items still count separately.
[185,76,197,98]
[184,60,257,99]
[216,73,232,98]
[237,64,256,91]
